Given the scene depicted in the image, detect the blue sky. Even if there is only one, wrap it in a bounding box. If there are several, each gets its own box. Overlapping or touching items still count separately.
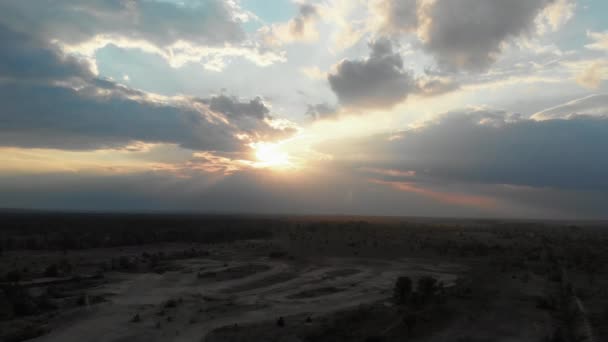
[242,0,298,24]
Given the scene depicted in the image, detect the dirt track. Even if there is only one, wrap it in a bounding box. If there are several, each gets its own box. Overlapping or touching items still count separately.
[33,256,465,342]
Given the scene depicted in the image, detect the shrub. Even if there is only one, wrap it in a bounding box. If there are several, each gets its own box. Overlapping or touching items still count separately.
[5,269,22,283]
[276,316,285,327]
[4,286,38,316]
[44,264,59,278]
[76,293,88,306]
[164,299,178,308]
[365,337,386,342]
[393,276,413,305]
[269,251,286,258]
[417,276,438,299]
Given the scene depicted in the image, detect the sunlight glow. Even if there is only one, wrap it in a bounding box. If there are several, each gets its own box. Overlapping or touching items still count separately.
[252,142,293,169]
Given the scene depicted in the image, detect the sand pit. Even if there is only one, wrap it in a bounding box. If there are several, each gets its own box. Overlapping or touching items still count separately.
[287,286,344,299]
[29,252,464,342]
[195,264,271,282]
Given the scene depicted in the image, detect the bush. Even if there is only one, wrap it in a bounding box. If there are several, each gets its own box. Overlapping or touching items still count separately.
[164,299,178,308]
[365,337,386,342]
[76,293,88,306]
[130,313,141,323]
[5,269,22,283]
[4,286,38,316]
[276,316,285,327]
[44,264,59,278]
[119,256,134,270]
[3,324,49,342]
[393,276,413,305]
[269,251,286,258]
[536,296,556,311]
[417,276,438,299]
[35,294,58,311]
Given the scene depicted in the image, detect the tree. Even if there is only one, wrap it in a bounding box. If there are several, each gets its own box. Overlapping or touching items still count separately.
[276,316,285,327]
[394,276,413,305]
[5,269,21,283]
[417,276,438,299]
[44,264,59,278]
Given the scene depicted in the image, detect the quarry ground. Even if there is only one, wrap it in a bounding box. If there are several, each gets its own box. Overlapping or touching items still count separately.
[18,242,463,342]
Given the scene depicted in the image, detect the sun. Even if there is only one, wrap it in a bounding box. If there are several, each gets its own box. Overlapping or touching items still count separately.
[252,142,292,169]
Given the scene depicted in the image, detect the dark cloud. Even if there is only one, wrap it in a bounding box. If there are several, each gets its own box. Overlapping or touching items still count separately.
[327,38,459,111]
[0,26,92,82]
[328,38,416,109]
[375,0,419,35]
[0,0,244,47]
[201,94,295,140]
[375,0,556,71]
[0,25,292,151]
[2,158,606,219]
[0,168,508,218]
[0,83,241,151]
[291,3,319,37]
[205,95,269,120]
[421,0,553,71]
[328,107,608,191]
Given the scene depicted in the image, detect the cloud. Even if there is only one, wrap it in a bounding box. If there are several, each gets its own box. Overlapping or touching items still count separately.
[536,0,576,33]
[415,76,461,96]
[205,95,269,120]
[371,179,498,209]
[200,95,296,140]
[0,0,244,47]
[327,38,460,110]
[259,2,320,46]
[585,31,608,51]
[0,83,232,151]
[0,25,294,152]
[419,0,556,71]
[300,66,326,80]
[329,104,608,191]
[0,0,284,70]
[328,38,417,109]
[306,103,339,120]
[3,152,606,218]
[371,0,564,71]
[531,94,608,120]
[0,81,296,152]
[290,3,320,38]
[0,26,93,81]
[576,61,608,89]
[372,0,419,35]
[0,165,510,218]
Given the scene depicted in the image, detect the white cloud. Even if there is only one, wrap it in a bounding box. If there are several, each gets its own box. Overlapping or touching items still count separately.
[60,35,286,72]
[532,94,608,120]
[536,0,576,33]
[576,61,608,89]
[300,66,327,80]
[586,31,608,51]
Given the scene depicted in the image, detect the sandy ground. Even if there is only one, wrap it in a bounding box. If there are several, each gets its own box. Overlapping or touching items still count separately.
[31,255,465,342]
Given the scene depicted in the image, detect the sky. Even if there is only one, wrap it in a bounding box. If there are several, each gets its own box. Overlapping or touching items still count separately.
[0,0,607,219]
